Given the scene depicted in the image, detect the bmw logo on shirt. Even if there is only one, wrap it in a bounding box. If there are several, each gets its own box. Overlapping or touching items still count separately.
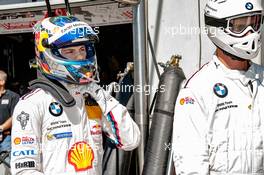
[49,102,63,117]
[213,83,228,98]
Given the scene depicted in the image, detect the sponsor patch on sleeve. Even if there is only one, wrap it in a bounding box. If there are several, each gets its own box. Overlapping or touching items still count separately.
[15,161,36,169]
[179,97,195,105]
[17,111,30,130]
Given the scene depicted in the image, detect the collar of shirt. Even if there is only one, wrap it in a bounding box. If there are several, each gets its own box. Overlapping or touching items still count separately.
[212,55,261,86]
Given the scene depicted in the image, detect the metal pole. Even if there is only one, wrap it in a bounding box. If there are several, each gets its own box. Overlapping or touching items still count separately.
[64,0,72,15]
[132,0,149,174]
[261,0,264,65]
[44,0,52,17]
[197,0,202,68]
[165,150,175,175]
[165,134,175,175]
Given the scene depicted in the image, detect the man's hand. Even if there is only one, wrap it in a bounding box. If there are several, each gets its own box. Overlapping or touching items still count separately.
[1,117,12,131]
[83,82,119,115]
[84,82,105,101]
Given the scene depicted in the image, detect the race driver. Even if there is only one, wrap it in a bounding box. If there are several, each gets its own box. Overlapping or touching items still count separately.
[10,16,140,175]
[172,0,264,174]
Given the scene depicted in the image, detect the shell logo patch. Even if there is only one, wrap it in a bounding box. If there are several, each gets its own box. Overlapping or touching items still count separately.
[52,27,60,34]
[68,141,94,171]
[179,97,195,105]
[49,102,63,117]
[14,136,35,145]
[14,137,22,145]
[213,83,228,98]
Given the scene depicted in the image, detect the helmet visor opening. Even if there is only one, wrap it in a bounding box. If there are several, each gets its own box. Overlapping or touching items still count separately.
[55,43,95,61]
[228,14,262,34]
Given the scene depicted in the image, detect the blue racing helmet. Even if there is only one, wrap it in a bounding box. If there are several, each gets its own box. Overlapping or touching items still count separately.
[34,16,99,84]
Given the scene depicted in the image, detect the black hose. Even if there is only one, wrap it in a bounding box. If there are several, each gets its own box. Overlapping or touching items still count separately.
[147,29,161,79]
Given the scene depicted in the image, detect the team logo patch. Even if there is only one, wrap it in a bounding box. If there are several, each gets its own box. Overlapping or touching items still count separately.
[91,124,102,135]
[179,97,195,105]
[68,141,94,171]
[213,83,228,98]
[17,111,29,130]
[12,150,37,157]
[49,102,63,116]
[47,132,72,140]
[14,136,35,145]
[15,161,35,169]
[245,2,253,10]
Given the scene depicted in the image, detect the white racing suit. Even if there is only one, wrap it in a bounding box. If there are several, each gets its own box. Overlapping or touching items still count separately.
[172,55,264,174]
[11,82,140,175]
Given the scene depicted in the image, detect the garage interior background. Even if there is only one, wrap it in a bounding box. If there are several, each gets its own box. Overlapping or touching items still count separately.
[0,1,133,94]
[0,0,264,97]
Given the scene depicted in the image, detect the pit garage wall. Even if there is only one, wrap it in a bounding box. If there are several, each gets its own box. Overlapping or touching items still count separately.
[148,0,264,100]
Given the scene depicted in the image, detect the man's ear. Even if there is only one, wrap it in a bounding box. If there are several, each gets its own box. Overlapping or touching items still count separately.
[0,80,5,86]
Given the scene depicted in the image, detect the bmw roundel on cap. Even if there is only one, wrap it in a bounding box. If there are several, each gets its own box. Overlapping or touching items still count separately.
[49,102,63,116]
[213,83,228,98]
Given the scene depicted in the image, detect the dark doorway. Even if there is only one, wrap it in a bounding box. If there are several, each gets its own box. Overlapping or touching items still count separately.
[96,24,133,85]
[0,23,133,94]
[0,33,36,94]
